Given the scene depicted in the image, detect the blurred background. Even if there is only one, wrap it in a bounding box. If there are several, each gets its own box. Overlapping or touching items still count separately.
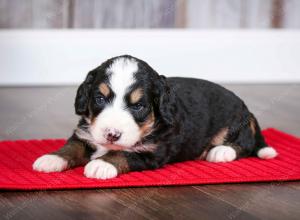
[1,0,300,29]
[1,0,300,85]
[0,0,299,140]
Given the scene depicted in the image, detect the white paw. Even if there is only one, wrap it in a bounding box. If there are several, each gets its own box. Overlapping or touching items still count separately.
[206,145,237,162]
[84,159,118,180]
[33,154,68,172]
[258,147,278,159]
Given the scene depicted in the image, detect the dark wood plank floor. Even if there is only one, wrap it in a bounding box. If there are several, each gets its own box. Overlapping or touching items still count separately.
[0,84,299,220]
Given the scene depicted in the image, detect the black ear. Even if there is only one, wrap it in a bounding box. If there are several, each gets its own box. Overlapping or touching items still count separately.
[155,76,177,126]
[74,70,96,116]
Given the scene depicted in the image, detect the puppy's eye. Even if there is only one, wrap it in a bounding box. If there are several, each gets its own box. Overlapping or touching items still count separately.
[131,103,144,111]
[95,96,106,106]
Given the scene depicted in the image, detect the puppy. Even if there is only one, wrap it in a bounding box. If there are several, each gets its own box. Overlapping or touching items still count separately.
[33,55,277,179]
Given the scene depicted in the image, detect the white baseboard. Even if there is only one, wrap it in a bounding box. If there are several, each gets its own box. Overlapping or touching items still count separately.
[1,30,300,86]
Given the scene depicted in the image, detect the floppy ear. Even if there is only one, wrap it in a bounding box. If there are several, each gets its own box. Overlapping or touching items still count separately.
[155,75,177,126]
[74,70,96,116]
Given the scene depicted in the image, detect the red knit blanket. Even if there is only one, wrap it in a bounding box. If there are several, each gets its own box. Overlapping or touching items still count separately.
[0,128,299,190]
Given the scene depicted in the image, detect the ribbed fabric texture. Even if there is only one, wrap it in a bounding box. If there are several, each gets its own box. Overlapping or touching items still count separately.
[0,128,299,190]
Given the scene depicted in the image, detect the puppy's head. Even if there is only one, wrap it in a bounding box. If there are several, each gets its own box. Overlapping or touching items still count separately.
[75,55,175,151]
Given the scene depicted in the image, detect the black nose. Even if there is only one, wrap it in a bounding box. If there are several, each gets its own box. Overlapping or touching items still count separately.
[105,129,122,142]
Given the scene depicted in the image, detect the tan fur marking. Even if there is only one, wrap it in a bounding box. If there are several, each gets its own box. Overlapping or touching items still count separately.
[198,150,209,160]
[130,88,143,104]
[249,117,256,135]
[51,140,89,167]
[99,83,110,97]
[211,127,229,146]
[140,112,155,137]
[100,151,129,174]
[131,143,157,153]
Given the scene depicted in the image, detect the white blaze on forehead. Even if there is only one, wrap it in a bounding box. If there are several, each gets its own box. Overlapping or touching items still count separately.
[108,57,138,108]
[90,57,141,148]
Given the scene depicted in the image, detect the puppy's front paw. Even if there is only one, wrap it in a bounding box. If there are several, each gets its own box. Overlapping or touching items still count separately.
[206,145,237,162]
[84,159,118,179]
[33,154,68,172]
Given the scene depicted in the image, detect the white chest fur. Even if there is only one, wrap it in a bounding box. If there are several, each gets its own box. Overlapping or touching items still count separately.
[90,145,108,160]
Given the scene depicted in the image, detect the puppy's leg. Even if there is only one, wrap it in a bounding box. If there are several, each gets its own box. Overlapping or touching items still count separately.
[206,122,254,163]
[206,126,238,162]
[33,135,92,172]
[84,151,159,179]
[206,115,277,163]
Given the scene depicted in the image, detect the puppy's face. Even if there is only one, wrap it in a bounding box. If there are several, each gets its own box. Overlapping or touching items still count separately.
[75,56,161,151]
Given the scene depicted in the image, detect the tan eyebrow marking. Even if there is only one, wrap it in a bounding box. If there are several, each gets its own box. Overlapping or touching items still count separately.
[99,83,110,97]
[130,88,143,104]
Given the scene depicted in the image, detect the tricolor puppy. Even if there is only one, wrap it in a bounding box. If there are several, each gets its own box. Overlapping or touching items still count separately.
[33,55,277,179]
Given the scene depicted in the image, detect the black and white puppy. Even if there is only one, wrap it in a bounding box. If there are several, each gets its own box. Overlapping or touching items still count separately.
[33,55,277,179]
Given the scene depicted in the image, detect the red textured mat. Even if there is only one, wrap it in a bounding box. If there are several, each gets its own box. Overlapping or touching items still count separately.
[0,128,299,190]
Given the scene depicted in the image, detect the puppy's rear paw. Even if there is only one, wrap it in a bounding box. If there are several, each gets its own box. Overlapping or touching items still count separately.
[257,146,278,159]
[84,159,118,180]
[206,145,237,162]
[33,155,68,172]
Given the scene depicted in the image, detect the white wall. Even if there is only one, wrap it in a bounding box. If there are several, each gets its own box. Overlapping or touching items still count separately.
[1,30,300,85]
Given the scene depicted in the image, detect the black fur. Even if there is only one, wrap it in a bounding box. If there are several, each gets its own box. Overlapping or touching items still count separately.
[122,77,268,171]
[49,55,270,175]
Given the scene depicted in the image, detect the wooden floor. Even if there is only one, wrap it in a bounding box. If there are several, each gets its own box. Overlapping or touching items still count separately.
[0,84,299,220]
